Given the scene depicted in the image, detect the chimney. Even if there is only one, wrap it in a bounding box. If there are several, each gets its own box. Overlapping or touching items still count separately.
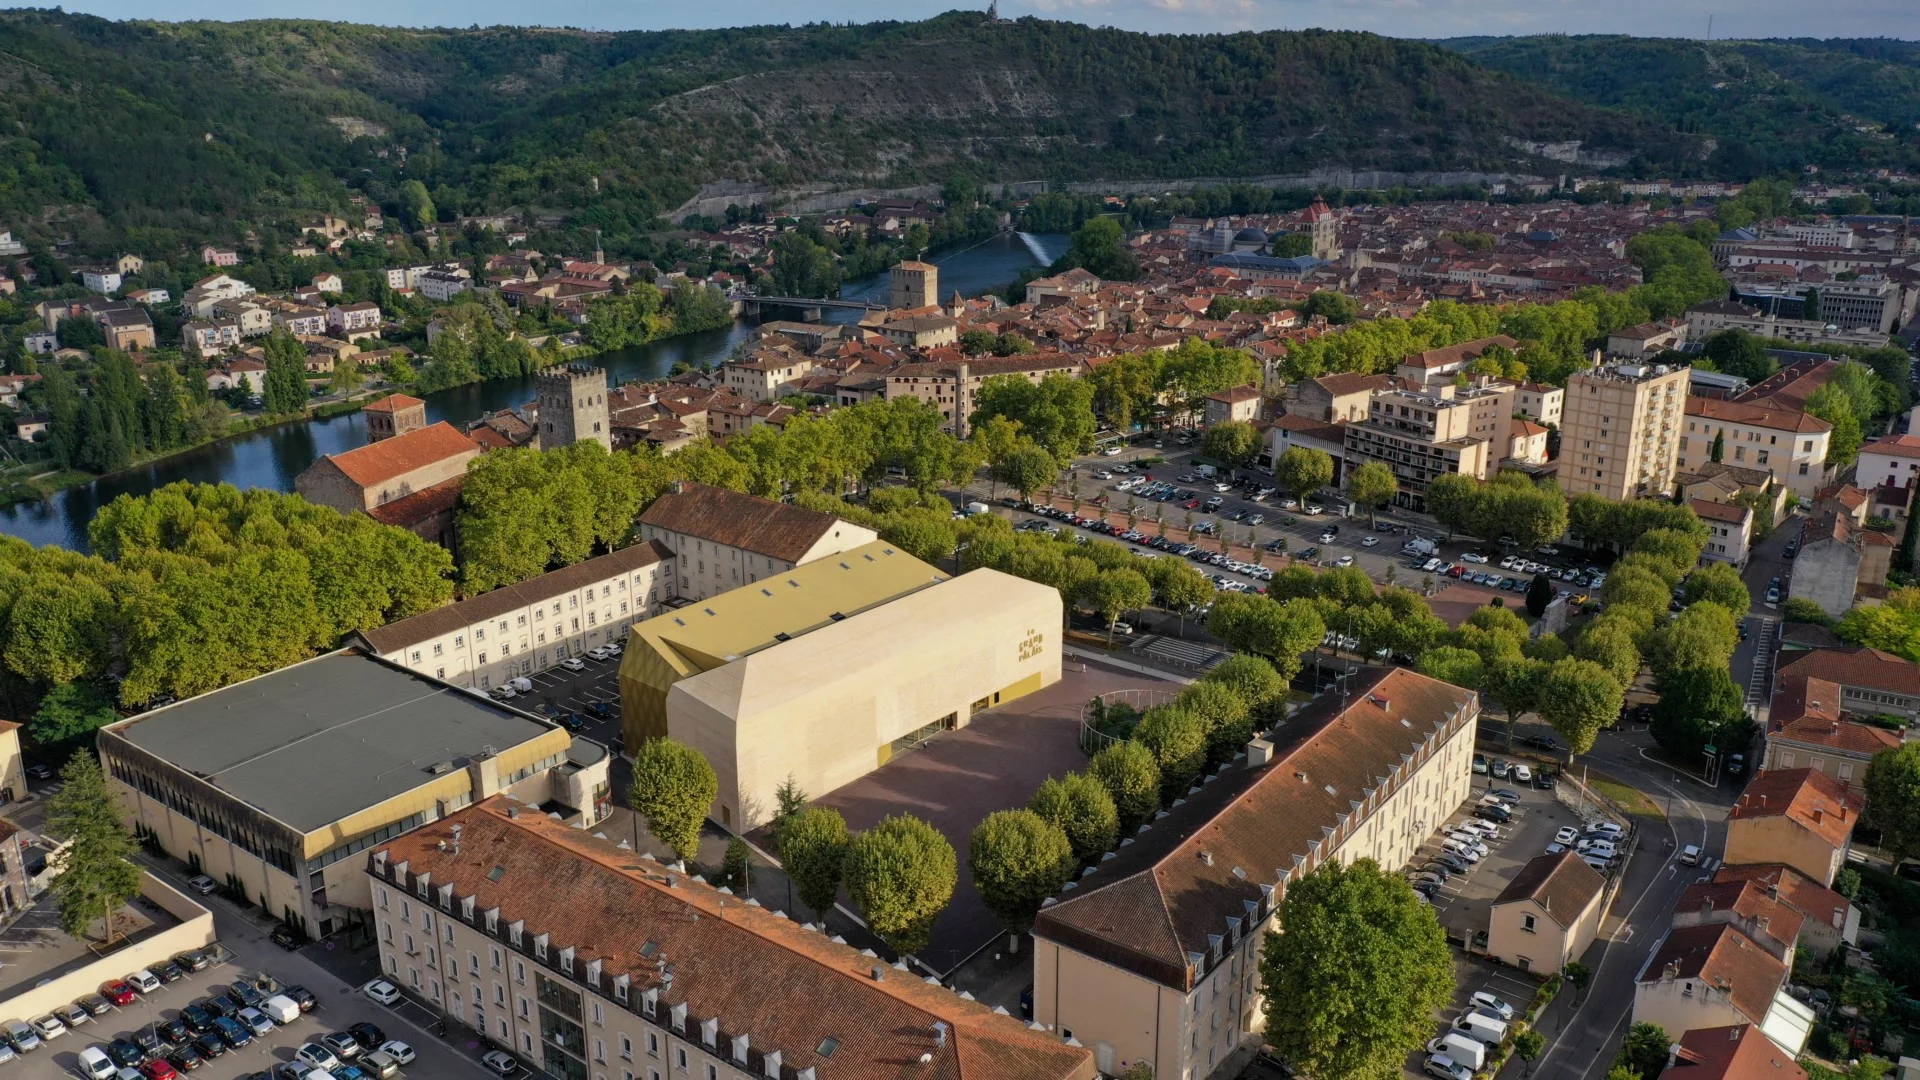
[468,752,502,802]
[1701,897,1714,915]
[870,966,886,982]
[1767,883,1779,901]
[1247,738,1275,767]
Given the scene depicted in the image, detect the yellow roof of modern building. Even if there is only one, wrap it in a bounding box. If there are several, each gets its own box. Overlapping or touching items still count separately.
[619,540,947,738]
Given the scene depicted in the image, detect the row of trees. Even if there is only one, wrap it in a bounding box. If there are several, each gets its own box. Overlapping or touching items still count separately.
[33,349,232,475]
[1073,338,1264,435]
[1428,472,1571,550]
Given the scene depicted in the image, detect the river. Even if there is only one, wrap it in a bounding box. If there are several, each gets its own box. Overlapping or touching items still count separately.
[0,231,1071,551]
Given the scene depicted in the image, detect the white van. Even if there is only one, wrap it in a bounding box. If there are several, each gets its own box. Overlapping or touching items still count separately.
[965,501,991,517]
[1428,1032,1488,1070]
[1453,1011,1508,1045]
[262,995,302,1025]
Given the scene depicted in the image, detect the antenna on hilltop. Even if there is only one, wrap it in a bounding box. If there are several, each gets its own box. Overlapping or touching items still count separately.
[1705,14,1713,39]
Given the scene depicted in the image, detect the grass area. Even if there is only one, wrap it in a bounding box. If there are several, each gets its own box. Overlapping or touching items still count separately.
[1588,774,1667,819]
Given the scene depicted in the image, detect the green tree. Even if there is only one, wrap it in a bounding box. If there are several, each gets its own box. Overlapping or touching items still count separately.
[1702,330,1774,383]
[1088,741,1161,831]
[1806,382,1864,468]
[972,373,1097,461]
[1202,420,1261,468]
[1059,217,1140,281]
[27,681,118,762]
[996,445,1059,504]
[1783,596,1835,627]
[1574,615,1643,691]
[1837,585,1920,660]
[1133,704,1209,801]
[398,180,436,229]
[969,809,1075,936]
[719,836,753,891]
[1867,743,1920,863]
[260,330,309,416]
[780,806,851,918]
[1205,595,1326,681]
[628,738,717,862]
[1618,1022,1672,1080]
[1029,773,1120,865]
[45,754,143,944]
[1655,603,1738,680]
[1651,666,1747,763]
[1260,860,1453,1080]
[1345,462,1399,525]
[1275,447,1334,504]
[1682,562,1751,619]
[1084,567,1153,643]
[844,814,957,957]
[1300,291,1359,325]
[1709,430,1725,463]
[1271,232,1314,258]
[1539,657,1626,757]
[1415,646,1486,691]
[1203,654,1287,715]
[769,232,842,298]
[1514,1031,1545,1065]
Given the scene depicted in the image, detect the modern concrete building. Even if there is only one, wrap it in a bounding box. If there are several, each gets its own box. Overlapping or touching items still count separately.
[1487,851,1607,975]
[367,800,1094,1080]
[1724,769,1860,889]
[620,544,1061,831]
[295,421,482,514]
[352,540,676,690]
[1342,382,1513,510]
[634,482,878,603]
[1557,360,1690,501]
[536,365,611,452]
[98,651,607,938]
[1031,667,1479,1080]
[1678,399,1833,500]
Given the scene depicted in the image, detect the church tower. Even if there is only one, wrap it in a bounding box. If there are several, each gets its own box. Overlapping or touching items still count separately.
[536,364,611,452]
[890,261,938,311]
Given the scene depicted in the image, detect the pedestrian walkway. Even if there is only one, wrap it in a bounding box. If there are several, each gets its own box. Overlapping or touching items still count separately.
[1746,617,1776,708]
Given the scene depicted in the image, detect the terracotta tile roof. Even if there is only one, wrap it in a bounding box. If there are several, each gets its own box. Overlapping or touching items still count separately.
[365,475,464,530]
[372,799,1094,1080]
[1639,922,1787,1024]
[1671,1024,1807,1080]
[1676,880,1806,947]
[1270,414,1347,442]
[364,393,425,414]
[1510,419,1548,438]
[1312,373,1392,396]
[466,426,517,451]
[1770,710,1899,757]
[1685,398,1832,434]
[1729,768,1861,849]
[1863,434,1920,460]
[356,540,673,654]
[1776,647,1920,696]
[1034,667,1477,990]
[323,422,481,488]
[1209,384,1262,404]
[1712,864,1852,934]
[1690,499,1753,525]
[637,482,851,563]
[1400,335,1519,369]
[1493,850,1604,924]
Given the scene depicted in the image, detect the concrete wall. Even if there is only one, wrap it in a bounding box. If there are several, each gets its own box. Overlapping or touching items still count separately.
[0,873,215,1022]
[1633,974,1749,1040]
[1789,541,1862,618]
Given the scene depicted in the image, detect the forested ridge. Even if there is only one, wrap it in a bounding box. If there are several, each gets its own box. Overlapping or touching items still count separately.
[0,10,1682,255]
[1441,35,1920,177]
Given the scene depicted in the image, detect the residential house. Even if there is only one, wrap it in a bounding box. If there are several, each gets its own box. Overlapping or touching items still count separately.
[295,422,481,514]
[1285,373,1393,424]
[200,246,240,267]
[311,272,344,294]
[1856,434,1920,490]
[633,481,878,603]
[97,307,155,351]
[22,331,56,356]
[352,540,676,691]
[1205,385,1264,427]
[417,268,472,302]
[273,305,330,337]
[12,415,47,442]
[1691,499,1754,566]
[1773,647,1920,724]
[215,358,267,394]
[875,314,959,349]
[1031,668,1479,1080]
[328,302,384,341]
[1393,336,1520,387]
[1723,769,1861,888]
[183,320,243,359]
[1605,320,1688,359]
[1508,419,1550,465]
[1632,922,1812,1055]
[1486,850,1607,974]
[0,231,24,257]
[126,288,169,306]
[212,299,273,338]
[1712,865,1858,954]
[1669,880,1804,962]
[721,352,815,404]
[1678,463,1785,528]
[1788,509,1897,617]
[182,274,255,317]
[1666,1025,1808,1080]
[79,267,123,295]
[1679,399,1833,500]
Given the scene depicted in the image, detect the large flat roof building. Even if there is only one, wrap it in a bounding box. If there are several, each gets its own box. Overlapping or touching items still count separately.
[100,651,607,939]
[369,799,1094,1080]
[619,541,1062,831]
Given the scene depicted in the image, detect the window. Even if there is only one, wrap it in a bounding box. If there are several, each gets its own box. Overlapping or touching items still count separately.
[410,650,421,663]
[1521,913,1537,933]
[1839,762,1855,781]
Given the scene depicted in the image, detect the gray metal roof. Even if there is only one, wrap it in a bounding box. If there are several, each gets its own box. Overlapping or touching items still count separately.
[105,651,555,834]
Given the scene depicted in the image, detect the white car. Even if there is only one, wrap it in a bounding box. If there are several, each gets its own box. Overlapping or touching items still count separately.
[296,1043,345,1071]
[1425,1055,1472,1080]
[488,685,517,700]
[185,874,217,895]
[1510,764,1532,782]
[1587,821,1625,839]
[379,1040,416,1065]
[1469,991,1515,1020]
[1458,820,1499,839]
[586,647,613,661]
[1461,552,1489,564]
[1679,844,1702,866]
[1102,446,1122,456]
[559,657,585,672]
[482,1049,520,1075]
[361,979,401,1006]
[1582,854,1612,873]
[1554,826,1580,845]
[1578,841,1617,860]
[1335,555,1355,567]
[1360,536,1379,547]
[28,1014,65,1040]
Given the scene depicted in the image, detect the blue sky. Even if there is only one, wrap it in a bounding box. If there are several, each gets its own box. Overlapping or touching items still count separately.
[24,0,1919,38]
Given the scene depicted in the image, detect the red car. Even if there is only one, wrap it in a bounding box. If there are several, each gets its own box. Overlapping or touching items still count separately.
[1183,499,1201,509]
[101,980,137,1006]
[141,1061,180,1080]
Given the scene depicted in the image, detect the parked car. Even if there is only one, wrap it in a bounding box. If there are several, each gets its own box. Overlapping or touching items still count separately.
[321,1031,363,1061]
[558,657,585,672]
[29,1014,66,1040]
[3,1019,42,1052]
[271,924,303,951]
[173,949,211,973]
[1509,763,1532,782]
[360,980,400,1006]
[482,1049,520,1076]
[75,995,113,1018]
[377,1040,415,1065]
[1489,760,1509,778]
[1469,992,1515,1020]
[1426,1055,1473,1080]
[293,1044,342,1072]
[1555,826,1580,845]
[1471,754,1488,775]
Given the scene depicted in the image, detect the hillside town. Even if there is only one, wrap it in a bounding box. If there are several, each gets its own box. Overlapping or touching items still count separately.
[8,131,1920,1080]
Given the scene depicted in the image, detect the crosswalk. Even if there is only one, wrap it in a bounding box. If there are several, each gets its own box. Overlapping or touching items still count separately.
[1745,617,1777,708]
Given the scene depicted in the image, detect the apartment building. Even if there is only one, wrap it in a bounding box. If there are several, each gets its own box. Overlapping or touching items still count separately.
[1504,381,1565,426]
[1556,361,1690,501]
[634,482,877,603]
[1342,383,1512,511]
[1724,769,1860,889]
[1285,372,1392,423]
[99,651,604,939]
[1773,648,1920,724]
[1678,399,1833,500]
[368,800,1094,1080]
[883,355,1084,438]
[1032,667,1479,1080]
[353,541,675,691]
[1633,922,1812,1055]
[721,352,815,404]
[1857,434,1920,490]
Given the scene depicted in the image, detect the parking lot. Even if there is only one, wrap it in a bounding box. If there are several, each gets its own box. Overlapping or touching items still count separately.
[1,946,432,1080]
[496,649,626,754]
